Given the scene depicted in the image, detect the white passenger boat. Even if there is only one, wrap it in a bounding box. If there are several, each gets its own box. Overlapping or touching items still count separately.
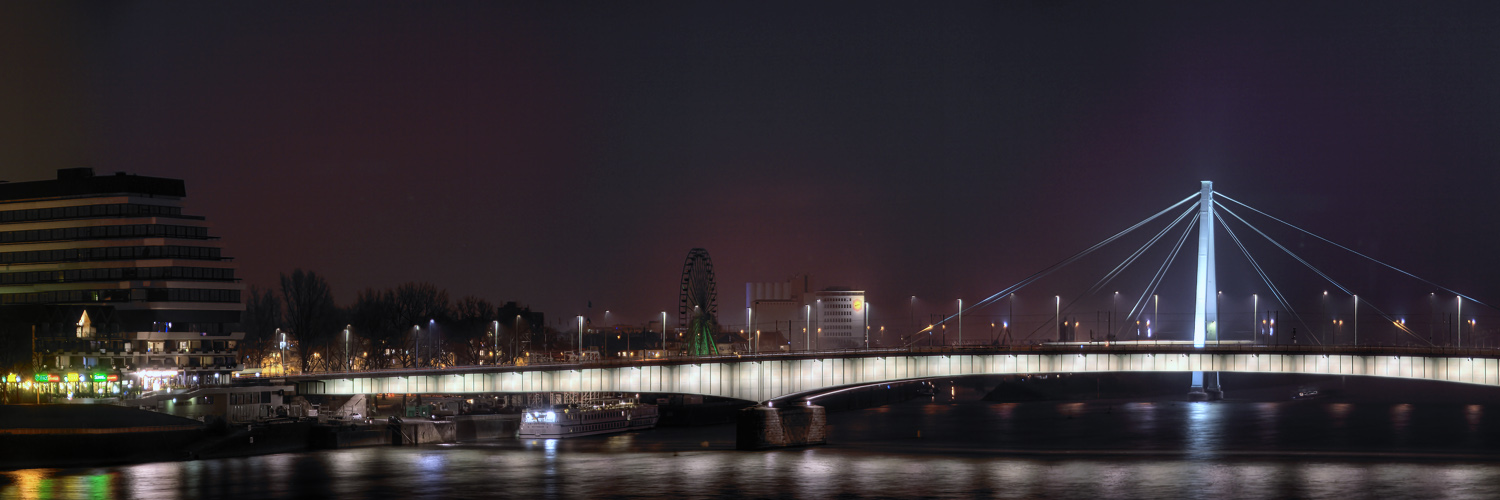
[519,398,659,439]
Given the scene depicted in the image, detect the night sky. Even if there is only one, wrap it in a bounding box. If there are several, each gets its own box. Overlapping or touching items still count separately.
[4,2,1499,341]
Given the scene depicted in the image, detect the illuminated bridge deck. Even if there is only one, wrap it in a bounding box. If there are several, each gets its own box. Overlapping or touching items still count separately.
[287,344,1500,402]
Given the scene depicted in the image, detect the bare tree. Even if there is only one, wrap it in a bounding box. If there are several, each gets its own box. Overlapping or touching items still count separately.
[241,286,282,369]
[351,288,402,369]
[393,282,450,368]
[279,269,337,373]
[451,296,496,365]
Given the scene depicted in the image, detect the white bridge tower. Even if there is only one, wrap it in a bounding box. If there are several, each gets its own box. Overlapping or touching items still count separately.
[1190,181,1222,400]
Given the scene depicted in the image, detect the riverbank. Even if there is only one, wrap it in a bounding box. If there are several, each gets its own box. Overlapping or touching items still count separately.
[0,405,205,469]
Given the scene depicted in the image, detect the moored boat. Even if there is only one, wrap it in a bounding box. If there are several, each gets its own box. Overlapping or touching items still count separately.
[519,398,658,439]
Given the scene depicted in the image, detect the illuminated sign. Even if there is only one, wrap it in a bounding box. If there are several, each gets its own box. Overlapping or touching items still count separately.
[65,373,80,383]
[106,374,119,382]
[47,374,60,383]
[92,373,107,382]
[852,298,864,311]
[35,374,47,383]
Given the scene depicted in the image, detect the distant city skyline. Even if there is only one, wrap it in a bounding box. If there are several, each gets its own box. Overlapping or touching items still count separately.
[4,2,1498,339]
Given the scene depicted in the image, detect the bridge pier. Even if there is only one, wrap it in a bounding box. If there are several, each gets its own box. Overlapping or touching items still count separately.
[1187,371,1223,401]
[736,403,827,450]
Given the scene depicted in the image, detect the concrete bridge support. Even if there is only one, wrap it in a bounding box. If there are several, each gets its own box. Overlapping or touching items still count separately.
[1187,371,1223,401]
[736,404,827,450]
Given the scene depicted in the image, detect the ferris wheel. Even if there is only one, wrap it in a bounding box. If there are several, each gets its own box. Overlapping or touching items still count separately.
[677,248,718,327]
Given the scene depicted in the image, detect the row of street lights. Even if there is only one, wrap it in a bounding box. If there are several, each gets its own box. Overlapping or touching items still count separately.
[275,291,1486,375]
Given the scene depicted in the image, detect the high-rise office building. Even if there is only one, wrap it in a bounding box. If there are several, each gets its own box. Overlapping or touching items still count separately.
[0,168,243,396]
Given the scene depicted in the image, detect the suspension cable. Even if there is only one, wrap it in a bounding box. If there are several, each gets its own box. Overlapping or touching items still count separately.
[1217,192,1496,312]
[907,192,1200,346]
[1088,204,1198,296]
[1217,201,1433,345]
[1045,205,1200,342]
[1113,213,1198,338]
[1216,211,1322,345]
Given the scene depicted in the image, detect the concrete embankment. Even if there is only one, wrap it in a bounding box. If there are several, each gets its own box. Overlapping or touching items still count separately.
[393,420,453,444]
[735,405,827,450]
[453,414,520,442]
[190,420,317,459]
[0,404,206,469]
[311,423,387,449]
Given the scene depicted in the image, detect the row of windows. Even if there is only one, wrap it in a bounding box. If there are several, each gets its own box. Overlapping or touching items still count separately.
[1,266,235,285]
[823,318,856,323]
[0,245,223,264]
[155,288,240,303]
[47,356,239,369]
[36,340,237,351]
[0,203,183,223]
[0,288,240,305]
[0,224,209,243]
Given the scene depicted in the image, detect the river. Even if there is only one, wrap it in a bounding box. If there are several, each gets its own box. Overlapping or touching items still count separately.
[6,397,1500,499]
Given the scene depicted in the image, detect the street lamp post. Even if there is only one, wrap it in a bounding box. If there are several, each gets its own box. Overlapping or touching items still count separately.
[1457,296,1463,348]
[805,304,812,352]
[1153,294,1159,339]
[344,325,351,372]
[492,320,499,365]
[1322,291,1329,344]
[1353,295,1359,346]
[1111,291,1118,340]
[909,296,916,345]
[577,316,584,359]
[1009,293,1015,342]
[661,311,668,352]
[1429,293,1437,345]
[1253,294,1259,345]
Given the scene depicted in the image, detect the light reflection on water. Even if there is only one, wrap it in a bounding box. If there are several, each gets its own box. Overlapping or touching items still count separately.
[6,400,1500,499]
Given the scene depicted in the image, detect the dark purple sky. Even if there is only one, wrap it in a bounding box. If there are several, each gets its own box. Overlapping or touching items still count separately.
[4,2,1499,341]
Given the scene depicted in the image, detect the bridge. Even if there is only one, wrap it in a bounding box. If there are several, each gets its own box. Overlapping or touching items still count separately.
[290,343,1500,402]
[291,180,1495,404]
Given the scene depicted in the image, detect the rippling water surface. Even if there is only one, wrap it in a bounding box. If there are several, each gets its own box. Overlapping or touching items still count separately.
[7,399,1500,499]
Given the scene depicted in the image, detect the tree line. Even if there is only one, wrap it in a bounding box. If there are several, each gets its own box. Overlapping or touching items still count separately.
[243,269,555,373]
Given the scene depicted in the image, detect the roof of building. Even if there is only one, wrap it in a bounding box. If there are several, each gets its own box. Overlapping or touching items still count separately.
[0,168,187,202]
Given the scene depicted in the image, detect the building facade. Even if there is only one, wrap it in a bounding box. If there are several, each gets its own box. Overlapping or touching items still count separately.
[746,275,810,351]
[745,276,866,351]
[812,288,867,350]
[0,168,243,398]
